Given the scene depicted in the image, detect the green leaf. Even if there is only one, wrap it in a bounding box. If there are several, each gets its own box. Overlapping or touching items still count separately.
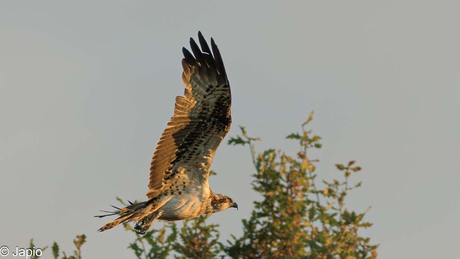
[336,164,345,170]
[52,242,59,259]
[286,133,301,140]
[228,135,248,146]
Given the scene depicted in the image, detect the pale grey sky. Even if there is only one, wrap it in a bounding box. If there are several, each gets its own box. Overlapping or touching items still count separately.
[1,1,459,258]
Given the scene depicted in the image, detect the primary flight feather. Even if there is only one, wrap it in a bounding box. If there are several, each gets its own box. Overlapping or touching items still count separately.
[96,32,237,235]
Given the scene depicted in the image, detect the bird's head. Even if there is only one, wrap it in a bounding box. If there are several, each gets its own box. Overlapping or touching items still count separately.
[210,193,238,213]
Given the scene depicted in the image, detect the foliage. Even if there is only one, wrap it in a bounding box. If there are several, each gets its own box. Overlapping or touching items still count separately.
[172,214,224,258]
[226,111,378,258]
[52,234,86,259]
[28,234,86,259]
[124,221,177,259]
[123,214,223,259]
[27,239,46,259]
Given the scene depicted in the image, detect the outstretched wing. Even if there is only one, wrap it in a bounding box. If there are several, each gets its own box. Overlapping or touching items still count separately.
[146,32,231,199]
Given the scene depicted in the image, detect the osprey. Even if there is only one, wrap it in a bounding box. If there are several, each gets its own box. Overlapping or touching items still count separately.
[96,32,237,235]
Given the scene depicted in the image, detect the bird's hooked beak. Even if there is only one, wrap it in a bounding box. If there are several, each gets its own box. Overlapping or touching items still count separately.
[231,202,238,210]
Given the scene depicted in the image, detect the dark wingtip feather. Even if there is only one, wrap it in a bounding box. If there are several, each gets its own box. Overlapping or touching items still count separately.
[189,37,205,64]
[182,47,196,65]
[198,32,212,54]
[210,38,227,76]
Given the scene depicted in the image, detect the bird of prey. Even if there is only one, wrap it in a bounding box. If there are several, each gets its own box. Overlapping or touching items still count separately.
[96,32,237,235]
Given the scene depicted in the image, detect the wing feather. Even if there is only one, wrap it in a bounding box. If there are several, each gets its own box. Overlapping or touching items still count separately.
[147,32,231,199]
[198,32,212,55]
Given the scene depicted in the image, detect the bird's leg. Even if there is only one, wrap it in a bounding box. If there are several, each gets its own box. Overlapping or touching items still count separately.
[134,210,163,235]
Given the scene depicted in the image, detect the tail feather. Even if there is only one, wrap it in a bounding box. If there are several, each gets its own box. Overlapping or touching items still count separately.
[96,201,149,232]
[98,213,135,232]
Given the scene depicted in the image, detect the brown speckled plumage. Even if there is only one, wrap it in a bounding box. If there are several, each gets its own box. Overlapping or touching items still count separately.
[96,32,237,235]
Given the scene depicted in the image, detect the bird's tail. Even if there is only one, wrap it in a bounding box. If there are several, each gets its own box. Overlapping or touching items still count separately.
[95,200,149,232]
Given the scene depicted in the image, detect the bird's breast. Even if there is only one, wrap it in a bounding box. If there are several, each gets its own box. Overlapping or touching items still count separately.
[158,180,211,221]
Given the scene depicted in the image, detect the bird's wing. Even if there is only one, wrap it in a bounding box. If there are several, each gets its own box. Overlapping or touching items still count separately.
[146,32,231,199]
